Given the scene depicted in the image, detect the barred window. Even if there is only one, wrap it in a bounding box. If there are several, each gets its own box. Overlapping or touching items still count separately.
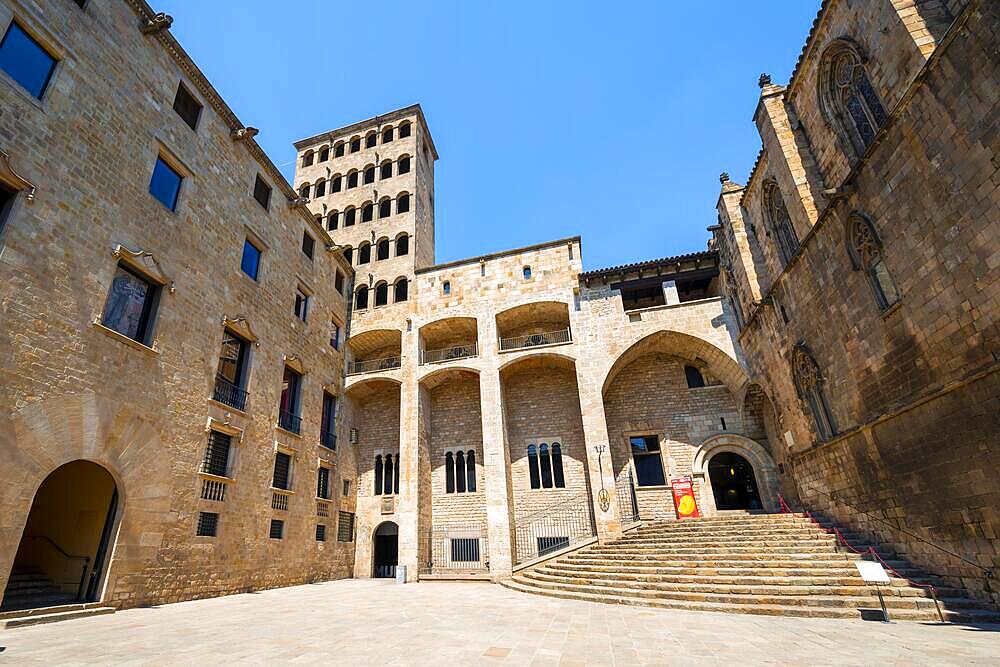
[316,524,327,542]
[337,511,355,542]
[269,518,284,539]
[451,538,480,562]
[196,512,218,537]
[201,431,232,477]
[537,536,569,555]
[272,452,292,490]
[317,466,331,499]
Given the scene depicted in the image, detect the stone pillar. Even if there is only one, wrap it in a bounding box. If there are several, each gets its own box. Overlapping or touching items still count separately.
[575,375,622,543]
[395,323,422,581]
[662,280,680,305]
[479,318,514,579]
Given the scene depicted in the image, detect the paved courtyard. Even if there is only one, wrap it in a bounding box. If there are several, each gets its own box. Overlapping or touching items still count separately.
[1,580,998,665]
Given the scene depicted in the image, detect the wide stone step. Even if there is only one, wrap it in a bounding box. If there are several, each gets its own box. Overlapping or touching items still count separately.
[583,544,840,556]
[500,579,998,622]
[0,604,115,629]
[621,530,848,543]
[510,575,971,611]
[610,538,840,549]
[537,565,956,593]
[522,570,950,599]
[568,551,855,564]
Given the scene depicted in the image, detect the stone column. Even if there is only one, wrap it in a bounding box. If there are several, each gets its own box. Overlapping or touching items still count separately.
[575,373,623,543]
[395,322,422,581]
[479,318,514,579]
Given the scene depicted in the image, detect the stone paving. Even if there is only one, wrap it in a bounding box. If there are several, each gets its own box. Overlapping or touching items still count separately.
[0,580,998,665]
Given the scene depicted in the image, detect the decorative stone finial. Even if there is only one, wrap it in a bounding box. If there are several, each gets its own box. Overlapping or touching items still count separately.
[719,172,730,184]
[758,73,772,88]
[289,196,308,208]
[231,127,259,142]
[140,12,173,35]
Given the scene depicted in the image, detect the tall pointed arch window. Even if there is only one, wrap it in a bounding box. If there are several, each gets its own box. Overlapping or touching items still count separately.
[762,180,799,266]
[792,344,836,441]
[445,452,455,493]
[527,445,540,489]
[846,212,899,310]
[819,40,888,156]
[374,454,383,494]
[455,451,466,493]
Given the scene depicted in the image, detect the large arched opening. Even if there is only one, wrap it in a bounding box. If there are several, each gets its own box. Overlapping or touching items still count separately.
[692,434,780,513]
[708,452,763,510]
[3,460,119,611]
[372,521,399,578]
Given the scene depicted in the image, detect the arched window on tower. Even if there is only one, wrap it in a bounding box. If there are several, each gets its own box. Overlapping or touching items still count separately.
[365,131,377,149]
[363,165,375,185]
[380,161,392,180]
[318,145,329,162]
[538,444,553,488]
[397,156,411,174]
[374,282,388,306]
[395,234,409,256]
[331,174,342,193]
[382,125,394,143]
[762,180,799,266]
[358,242,371,264]
[298,184,310,198]
[398,121,411,138]
[314,179,326,198]
[846,212,899,310]
[374,454,383,495]
[347,170,359,189]
[344,207,356,227]
[301,150,314,167]
[343,246,353,265]
[334,141,345,158]
[383,453,394,495]
[362,202,374,223]
[445,452,455,493]
[377,238,390,260]
[378,198,391,218]
[354,284,368,309]
[394,278,408,302]
[819,40,888,157]
[396,193,410,214]
[349,136,361,153]
[455,451,466,493]
[792,344,837,441]
[327,210,338,231]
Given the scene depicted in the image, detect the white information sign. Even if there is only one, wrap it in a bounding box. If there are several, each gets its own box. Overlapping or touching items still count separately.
[855,560,891,585]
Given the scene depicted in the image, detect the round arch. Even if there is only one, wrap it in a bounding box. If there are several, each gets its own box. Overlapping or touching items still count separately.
[372,520,399,579]
[692,434,778,514]
[498,350,577,376]
[601,329,747,397]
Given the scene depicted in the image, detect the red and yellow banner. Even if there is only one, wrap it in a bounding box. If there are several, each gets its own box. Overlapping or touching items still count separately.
[671,477,701,520]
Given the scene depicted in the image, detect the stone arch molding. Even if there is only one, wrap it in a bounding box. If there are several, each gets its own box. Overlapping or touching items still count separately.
[691,434,779,514]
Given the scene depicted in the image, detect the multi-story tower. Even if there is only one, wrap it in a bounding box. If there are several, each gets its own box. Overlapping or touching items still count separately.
[293,105,437,330]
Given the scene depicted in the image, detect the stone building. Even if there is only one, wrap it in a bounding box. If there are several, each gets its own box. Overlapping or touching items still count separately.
[710,0,999,601]
[0,0,996,621]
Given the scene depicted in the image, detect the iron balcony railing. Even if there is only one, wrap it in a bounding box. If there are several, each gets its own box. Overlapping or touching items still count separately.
[419,522,488,574]
[278,409,301,434]
[320,428,337,450]
[498,327,572,352]
[616,470,640,525]
[347,355,402,376]
[513,490,596,565]
[212,375,248,411]
[421,342,478,365]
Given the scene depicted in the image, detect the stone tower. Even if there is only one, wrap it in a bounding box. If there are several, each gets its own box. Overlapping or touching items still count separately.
[292,104,438,325]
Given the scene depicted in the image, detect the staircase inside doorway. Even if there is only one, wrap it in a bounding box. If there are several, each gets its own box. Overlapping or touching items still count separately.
[503,512,1000,621]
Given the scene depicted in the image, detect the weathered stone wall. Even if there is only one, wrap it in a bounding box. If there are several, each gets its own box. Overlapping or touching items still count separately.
[0,0,354,608]
[428,372,486,527]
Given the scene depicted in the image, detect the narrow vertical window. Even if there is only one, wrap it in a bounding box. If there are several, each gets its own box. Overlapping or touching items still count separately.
[397,156,410,174]
[272,451,292,490]
[380,162,392,180]
[847,213,899,310]
[445,452,455,493]
[374,282,388,306]
[253,174,271,209]
[763,181,799,266]
[214,330,250,410]
[317,466,330,499]
[363,165,375,184]
[396,235,409,256]
[527,445,540,489]
[394,455,400,495]
[383,454,394,495]
[455,451,467,493]
[466,451,477,492]
[302,231,315,260]
[394,279,408,303]
[321,392,336,449]
[201,431,232,477]
[551,443,565,488]
[396,194,410,213]
[278,366,302,433]
[792,345,837,441]
[539,444,553,488]
[398,122,411,138]
[374,454,383,495]
[319,146,330,162]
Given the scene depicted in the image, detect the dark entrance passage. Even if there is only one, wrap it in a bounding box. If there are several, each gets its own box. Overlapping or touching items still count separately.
[708,452,762,511]
[372,521,398,578]
[2,460,118,611]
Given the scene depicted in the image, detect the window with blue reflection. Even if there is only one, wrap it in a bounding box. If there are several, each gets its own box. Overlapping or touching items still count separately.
[0,22,56,99]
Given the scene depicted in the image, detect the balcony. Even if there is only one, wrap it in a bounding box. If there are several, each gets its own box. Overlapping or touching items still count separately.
[419,317,479,366]
[278,409,302,434]
[346,329,403,377]
[212,375,248,411]
[499,328,572,352]
[495,301,573,353]
[421,342,478,364]
[348,356,401,375]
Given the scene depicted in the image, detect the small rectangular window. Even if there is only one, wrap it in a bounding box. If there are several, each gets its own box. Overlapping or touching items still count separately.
[330,321,340,350]
[269,518,284,539]
[100,263,160,344]
[302,231,315,260]
[343,480,351,497]
[241,238,262,281]
[630,435,666,487]
[272,451,292,490]
[321,392,337,449]
[317,466,330,499]
[335,271,344,294]
[149,157,182,211]
[294,287,309,321]
[450,538,480,562]
[172,82,202,131]
[201,431,232,477]
[253,174,271,210]
[316,524,326,541]
[197,512,219,537]
[0,22,57,100]
[337,511,355,542]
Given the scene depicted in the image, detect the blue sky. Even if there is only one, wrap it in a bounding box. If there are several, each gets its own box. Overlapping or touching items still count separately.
[158,1,820,271]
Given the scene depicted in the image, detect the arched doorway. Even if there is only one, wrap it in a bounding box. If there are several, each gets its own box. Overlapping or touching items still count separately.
[708,452,762,511]
[3,460,119,611]
[372,521,398,578]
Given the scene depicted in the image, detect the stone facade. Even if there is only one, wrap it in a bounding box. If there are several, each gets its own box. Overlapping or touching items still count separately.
[711,0,999,602]
[0,0,994,615]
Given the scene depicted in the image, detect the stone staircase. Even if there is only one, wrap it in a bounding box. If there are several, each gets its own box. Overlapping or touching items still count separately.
[0,567,114,628]
[504,513,999,621]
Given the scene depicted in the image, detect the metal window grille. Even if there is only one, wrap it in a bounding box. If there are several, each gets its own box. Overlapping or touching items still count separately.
[316,524,326,542]
[273,452,291,490]
[269,519,284,539]
[337,512,355,542]
[537,536,569,555]
[201,431,231,477]
[317,467,330,499]
[450,538,480,562]
[197,512,218,537]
